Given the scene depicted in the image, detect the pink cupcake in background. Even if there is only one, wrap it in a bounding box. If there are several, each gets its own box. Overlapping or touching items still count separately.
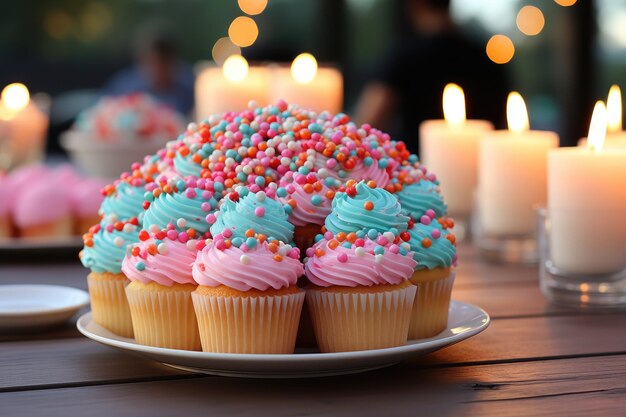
[13,180,73,239]
[71,178,107,234]
[122,226,201,350]
[0,175,11,238]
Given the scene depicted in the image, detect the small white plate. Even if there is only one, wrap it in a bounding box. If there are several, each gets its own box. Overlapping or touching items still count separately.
[0,285,90,330]
[77,300,489,378]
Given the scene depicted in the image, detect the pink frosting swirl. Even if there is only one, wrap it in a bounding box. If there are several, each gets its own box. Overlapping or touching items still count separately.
[192,241,303,291]
[13,181,71,227]
[71,178,107,217]
[277,173,336,227]
[305,236,416,287]
[122,238,197,286]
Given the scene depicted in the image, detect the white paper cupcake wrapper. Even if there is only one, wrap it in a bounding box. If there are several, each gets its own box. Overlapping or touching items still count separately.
[192,290,305,354]
[306,284,417,353]
[409,272,456,339]
[87,273,134,338]
[125,283,201,350]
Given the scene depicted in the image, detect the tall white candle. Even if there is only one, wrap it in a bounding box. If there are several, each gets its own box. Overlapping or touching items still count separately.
[194,55,270,119]
[548,101,626,274]
[270,53,343,114]
[420,83,494,216]
[478,92,558,235]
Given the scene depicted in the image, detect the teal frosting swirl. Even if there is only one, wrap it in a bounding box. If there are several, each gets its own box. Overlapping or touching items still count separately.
[80,224,139,274]
[173,153,202,178]
[408,221,456,270]
[211,192,294,243]
[325,181,410,234]
[142,188,218,233]
[99,182,145,222]
[396,180,447,219]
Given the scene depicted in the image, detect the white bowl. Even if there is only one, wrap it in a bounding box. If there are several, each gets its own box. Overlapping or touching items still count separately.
[61,131,169,179]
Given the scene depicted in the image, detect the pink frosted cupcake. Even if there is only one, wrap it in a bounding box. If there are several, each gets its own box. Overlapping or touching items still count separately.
[305,230,417,352]
[191,230,305,354]
[122,226,201,350]
[71,178,107,234]
[13,180,73,239]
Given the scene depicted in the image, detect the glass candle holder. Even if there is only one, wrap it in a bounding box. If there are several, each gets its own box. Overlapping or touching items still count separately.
[538,208,626,308]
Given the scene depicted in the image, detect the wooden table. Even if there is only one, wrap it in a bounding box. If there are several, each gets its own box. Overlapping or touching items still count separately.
[1,244,625,416]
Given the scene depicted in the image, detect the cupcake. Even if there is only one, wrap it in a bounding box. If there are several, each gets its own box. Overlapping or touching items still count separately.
[122,226,201,350]
[142,176,219,235]
[192,231,305,353]
[80,218,140,337]
[304,229,417,352]
[209,189,294,243]
[71,178,107,234]
[13,180,73,238]
[407,211,457,339]
[394,164,447,220]
[276,172,340,253]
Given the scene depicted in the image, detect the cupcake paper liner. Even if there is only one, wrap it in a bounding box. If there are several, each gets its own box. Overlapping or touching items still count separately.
[408,271,456,339]
[306,283,417,353]
[125,282,201,351]
[87,272,134,338]
[192,289,305,354]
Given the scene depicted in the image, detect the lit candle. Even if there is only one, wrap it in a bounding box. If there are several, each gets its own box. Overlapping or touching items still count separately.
[548,101,626,274]
[270,53,343,113]
[194,55,270,119]
[477,92,558,235]
[419,83,494,218]
[0,83,48,169]
[578,85,626,148]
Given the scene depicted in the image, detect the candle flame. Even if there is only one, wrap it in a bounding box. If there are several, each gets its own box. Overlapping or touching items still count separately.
[506,91,529,133]
[222,55,249,82]
[606,84,622,132]
[588,101,608,153]
[291,53,317,84]
[1,83,30,113]
[442,83,466,126]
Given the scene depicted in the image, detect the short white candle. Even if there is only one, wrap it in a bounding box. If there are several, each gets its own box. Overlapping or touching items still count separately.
[548,101,626,275]
[270,53,343,114]
[194,55,270,119]
[420,83,494,216]
[478,92,558,235]
[578,85,626,148]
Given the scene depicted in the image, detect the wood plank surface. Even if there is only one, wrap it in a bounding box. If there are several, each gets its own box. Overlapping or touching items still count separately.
[1,355,624,417]
[2,313,625,391]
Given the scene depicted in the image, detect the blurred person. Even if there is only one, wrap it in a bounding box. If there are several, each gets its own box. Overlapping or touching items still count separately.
[355,0,508,154]
[104,26,194,116]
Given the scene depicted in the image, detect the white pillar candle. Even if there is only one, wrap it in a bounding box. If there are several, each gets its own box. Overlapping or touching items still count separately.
[270,54,343,114]
[420,83,493,216]
[194,55,270,119]
[478,92,558,235]
[548,101,626,275]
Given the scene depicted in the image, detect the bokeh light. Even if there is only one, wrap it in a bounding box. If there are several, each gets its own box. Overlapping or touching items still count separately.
[223,55,249,82]
[516,6,545,36]
[238,0,268,16]
[1,83,30,112]
[228,16,259,48]
[554,0,577,6]
[44,10,73,40]
[212,37,242,66]
[486,35,515,64]
[291,53,318,84]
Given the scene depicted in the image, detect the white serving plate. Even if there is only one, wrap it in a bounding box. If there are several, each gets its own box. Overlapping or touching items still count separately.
[0,285,89,330]
[77,300,489,378]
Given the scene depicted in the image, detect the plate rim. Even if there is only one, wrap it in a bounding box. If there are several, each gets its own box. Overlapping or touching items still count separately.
[0,284,90,317]
[76,299,490,362]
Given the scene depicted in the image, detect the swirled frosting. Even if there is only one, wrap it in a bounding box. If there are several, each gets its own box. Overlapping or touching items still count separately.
[122,236,197,286]
[142,178,219,234]
[324,181,410,234]
[192,233,303,291]
[276,172,339,227]
[304,231,416,287]
[407,213,457,270]
[99,182,146,222]
[396,180,447,220]
[173,152,202,178]
[210,190,294,242]
[80,220,140,274]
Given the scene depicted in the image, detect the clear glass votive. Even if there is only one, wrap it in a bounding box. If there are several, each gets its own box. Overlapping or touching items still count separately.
[471,193,539,264]
[538,207,626,308]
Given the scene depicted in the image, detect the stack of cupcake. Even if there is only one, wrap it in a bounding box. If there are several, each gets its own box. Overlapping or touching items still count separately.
[78,101,457,353]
